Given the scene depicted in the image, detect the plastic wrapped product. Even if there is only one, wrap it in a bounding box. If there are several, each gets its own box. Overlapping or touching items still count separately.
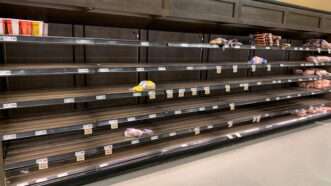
[131,80,156,92]
[296,109,307,117]
[302,69,315,76]
[124,128,154,138]
[209,37,228,45]
[315,69,329,76]
[4,19,19,35]
[19,20,32,36]
[32,21,44,36]
[306,56,331,63]
[248,56,268,64]
[0,18,4,35]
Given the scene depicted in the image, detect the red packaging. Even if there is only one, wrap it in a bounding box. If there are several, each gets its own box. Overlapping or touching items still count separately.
[0,18,4,35]
[4,19,19,35]
[19,20,32,36]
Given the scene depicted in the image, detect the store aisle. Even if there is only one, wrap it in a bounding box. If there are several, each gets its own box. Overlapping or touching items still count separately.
[86,120,331,186]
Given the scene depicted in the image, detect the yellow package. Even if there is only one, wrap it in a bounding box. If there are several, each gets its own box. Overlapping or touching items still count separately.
[32,21,43,36]
[131,80,156,92]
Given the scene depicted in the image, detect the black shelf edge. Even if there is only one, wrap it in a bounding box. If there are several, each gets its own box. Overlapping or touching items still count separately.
[1,35,331,53]
[9,111,331,186]
[0,75,322,110]
[5,102,328,173]
[0,62,329,77]
[1,87,330,142]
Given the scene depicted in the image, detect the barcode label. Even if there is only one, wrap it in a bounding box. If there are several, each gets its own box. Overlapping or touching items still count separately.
[251,65,256,72]
[149,114,157,119]
[207,125,214,129]
[199,107,206,111]
[267,65,271,71]
[204,87,210,95]
[133,93,142,97]
[158,67,166,71]
[151,136,159,140]
[229,103,235,110]
[166,89,173,99]
[131,140,140,144]
[212,105,219,109]
[191,88,198,96]
[36,158,48,170]
[148,91,156,100]
[98,68,110,72]
[83,124,93,135]
[251,45,256,49]
[3,134,16,140]
[140,42,150,46]
[75,151,85,161]
[225,84,231,92]
[64,98,75,103]
[216,66,222,74]
[232,65,238,73]
[1,36,17,42]
[136,67,145,72]
[109,120,118,129]
[78,68,89,73]
[178,89,185,97]
[0,70,11,76]
[174,110,182,115]
[35,130,47,136]
[186,66,194,70]
[127,117,136,122]
[194,128,200,135]
[96,95,106,100]
[3,103,17,109]
[104,145,113,155]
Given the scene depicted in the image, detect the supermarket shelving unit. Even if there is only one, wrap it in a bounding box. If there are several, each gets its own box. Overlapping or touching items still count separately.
[0,0,331,185]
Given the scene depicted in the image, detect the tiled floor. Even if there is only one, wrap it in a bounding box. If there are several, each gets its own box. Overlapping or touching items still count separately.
[86,120,331,186]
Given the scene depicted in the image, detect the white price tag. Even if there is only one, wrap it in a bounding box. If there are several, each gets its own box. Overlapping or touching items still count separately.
[148,91,156,100]
[98,68,110,72]
[212,105,219,110]
[317,48,321,53]
[194,128,200,135]
[1,36,17,42]
[36,158,48,170]
[166,89,173,99]
[140,42,150,46]
[226,134,234,139]
[0,70,11,76]
[75,151,85,161]
[251,45,256,49]
[199,107,206,111]
[257,82,262,85]
[266,46,271,50]
[204,87,210,95]
[229,103,235,111]
[169,132,177,137]
[178,89,185,97]
[127,117,136,122]
[280,64,285,67]
[64,98,75,103]
[251,65,256,72]
[109,120,118,129]
[240,83,249,91]
[83,124,93,135]
[216,66,222,74]
[158,67,166,71]
[299,48,303,51]
[186,66,194,70]
[174,110,182,115]
[207,125,214,129]
[131,140,140,144]
[78,68,89,73]
[328,49,331,54]
[227,120,233,128]
[35,130,47,136]
[104,145,113,155]
[151,136,159,141]
[3,103,17,109]
[133,92,142,97]
[191,88,198,96]
[136,67,145,72]
[267,64,271,71]
[265,98,271,101]
[57,172,69,178]
[225,84,231,92]
[232,65,238,73]
[96,95,106,100]
[99,163,109,168]
[148,114,157,119]
[3,134,16,140]
[294,47,298,50]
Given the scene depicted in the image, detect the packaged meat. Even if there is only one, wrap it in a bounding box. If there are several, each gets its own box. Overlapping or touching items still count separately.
[0,18,4,35]
[315,69,329,76]
[32,21,44,36]
[209,37,227,45]
[304,39,331,49]
[296,109,307,117]
[19,20,32,36]
[306,56,331,63]
[248,56,268,64]
[124,128,154,138]
[302,69,315,76]
[131,80,156,93]
[253,33,281,47]
[4,19,19,35]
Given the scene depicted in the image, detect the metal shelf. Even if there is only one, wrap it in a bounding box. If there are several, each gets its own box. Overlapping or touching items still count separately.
[0,61,328,77]
[1,87,329,141]
[7,109,331,186]
[0,75,322,110]
[1,35,330,53]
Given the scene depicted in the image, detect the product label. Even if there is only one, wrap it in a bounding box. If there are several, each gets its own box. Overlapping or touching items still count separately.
[109,120,118,129]
[36,158,48,170]
[166,89,173,99]
[75,151,85,161]
[104,145,113,155]
[83,124,93,135]
[216,66,222,74]
[148,91,156,100]
[190,88,198,96]
[178,89,185,97]
[204,87,210,95]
